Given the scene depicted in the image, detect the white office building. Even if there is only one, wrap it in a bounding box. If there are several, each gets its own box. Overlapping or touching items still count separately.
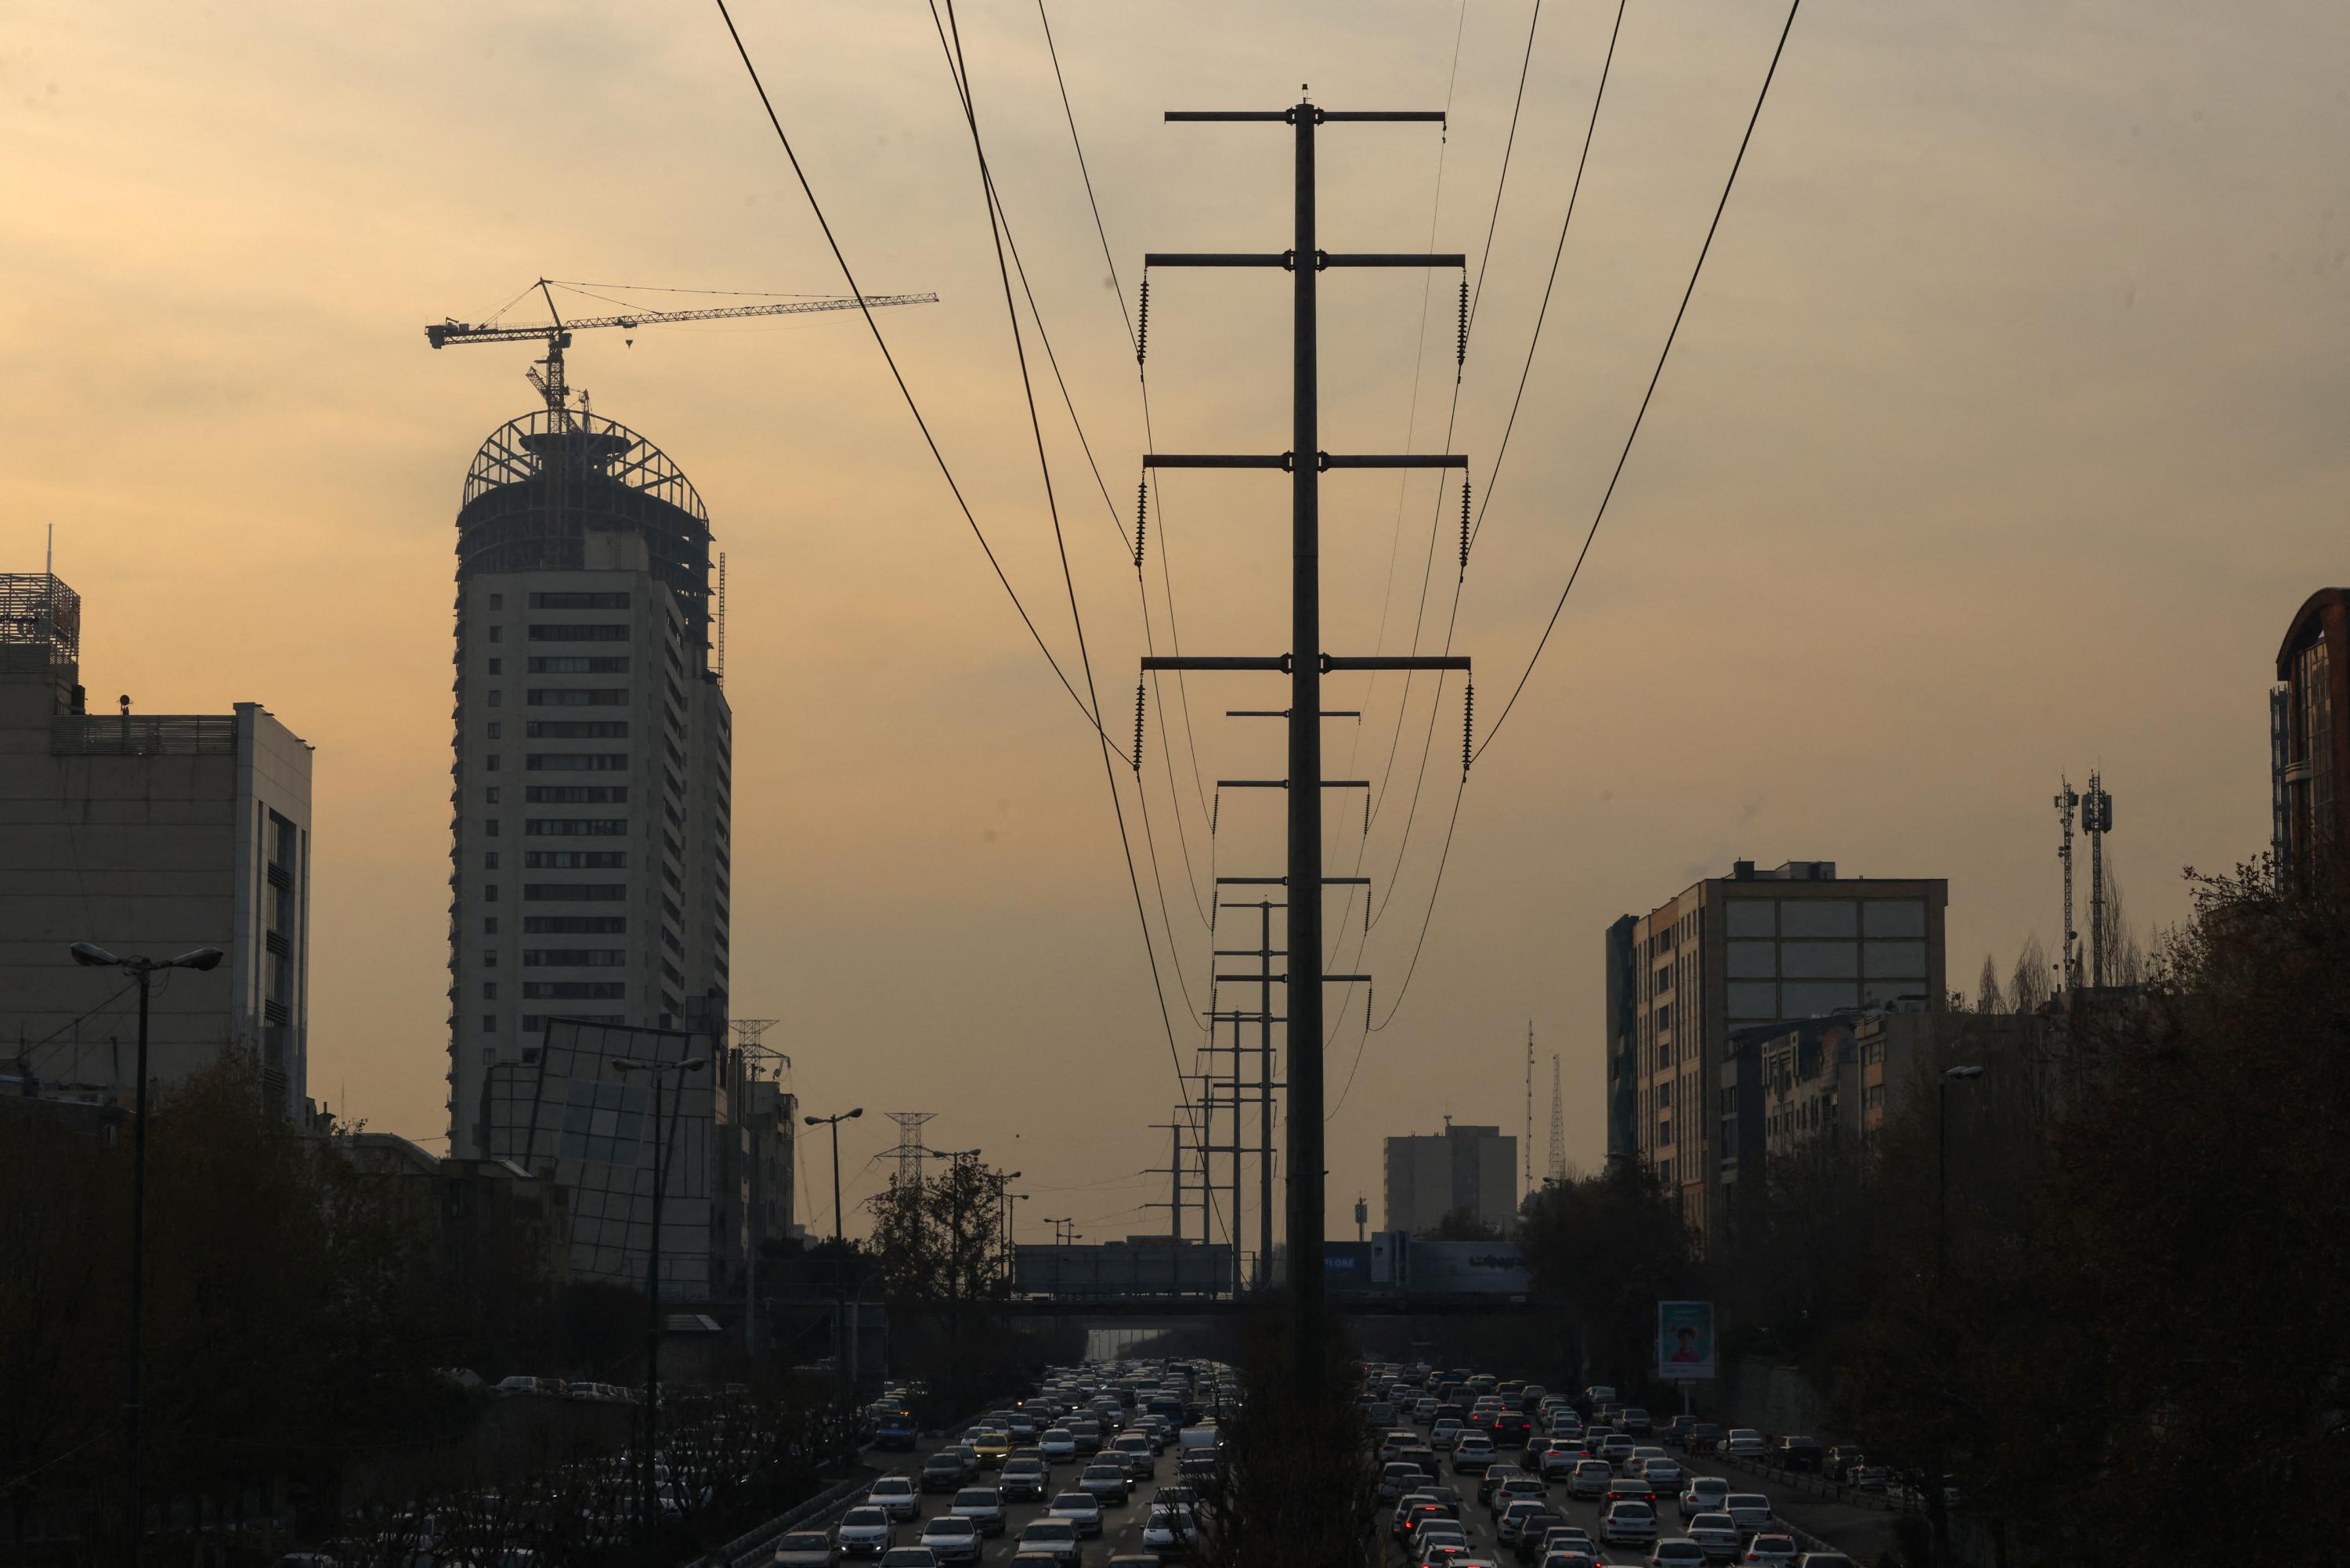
[446,410,732,1157]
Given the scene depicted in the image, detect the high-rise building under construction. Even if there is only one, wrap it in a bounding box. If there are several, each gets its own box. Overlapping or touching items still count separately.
[445,407,732,1158]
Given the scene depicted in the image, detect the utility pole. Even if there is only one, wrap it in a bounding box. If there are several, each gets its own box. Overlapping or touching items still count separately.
[2084,773,2114,988]
[1546,1054,1567,1186]
[1148,95,1462,1398]
[1147,1112,1188,1252]
[1524,1023,1535,1199]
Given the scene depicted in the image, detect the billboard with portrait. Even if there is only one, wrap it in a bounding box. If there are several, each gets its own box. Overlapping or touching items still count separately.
[1657,1299,1716,1379]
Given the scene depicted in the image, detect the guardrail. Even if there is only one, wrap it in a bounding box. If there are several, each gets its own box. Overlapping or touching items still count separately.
[690,1414,982,1568]
[1709,1449,1916,1515]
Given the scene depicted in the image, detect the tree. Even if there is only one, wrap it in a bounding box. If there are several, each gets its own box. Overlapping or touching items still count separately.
[1972,953,2005,1013]
[1188,1306,1376,1568]
[1426,1207,1503,1242]
[2008,931,2052,1013]
[1517,1159,1696,1390]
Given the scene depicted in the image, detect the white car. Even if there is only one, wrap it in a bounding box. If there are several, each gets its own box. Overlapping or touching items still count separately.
[1739,1534,1800,1566]
[1047,1493,1103,1538]
[1679,1478,1731,1520]
[1640,1458,1685,1489]
[1452,1435,1497,1473]
[865,1476,919,1522]
[1014,1519,1081,1565]
[1603,1501,1659,1547]
[915,1518,980,1565]
[1079,1462,1131,1504]
[1723,1494,1774,1537]
[1431,1419,1465,1451]
[1569,1460,1613,1499]
[1142,1503,1200,1552]
[1686,1512,1741,1561]
[1039,1429,1078,1462]
[1723,1429,1766,1461]
[1647,1541,1707,1568]
[949,1489,1006,1537]
[836,1507,892,1559]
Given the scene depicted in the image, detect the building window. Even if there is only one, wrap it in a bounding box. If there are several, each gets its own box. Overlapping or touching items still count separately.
[482,1047,497,1064]
[484,948,499,966]
[489,625,504,642]
[483,850,500,869]
[484,883,499,901]
[482,981,497,999]
[483,916,499,935]
[485,787,501,806]
[489,594,504,609]
[488,657,503,675]
[481,1013,497,1031]
[486,721,501,740]
[486,754,501,771]
[487,690,503,707]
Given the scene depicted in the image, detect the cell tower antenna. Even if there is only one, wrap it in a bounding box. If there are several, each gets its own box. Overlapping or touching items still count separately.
[2054,777,2080,991]
[1524,1022,1535,1194]
[2084,771,2115,987]
[1546,1053,1566,1184]
[716,551,727,684]
[885,1111,937,1187]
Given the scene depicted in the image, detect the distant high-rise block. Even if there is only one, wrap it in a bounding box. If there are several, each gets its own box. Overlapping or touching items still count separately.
[1383,1123,1517,1235]
[0,573,313,1120]
[1604,860,1947,1251]
[445,410,732,1158]
[2275,588,2350,885]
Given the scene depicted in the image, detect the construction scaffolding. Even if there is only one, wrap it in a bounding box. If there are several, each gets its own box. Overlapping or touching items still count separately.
[0,573,79,670]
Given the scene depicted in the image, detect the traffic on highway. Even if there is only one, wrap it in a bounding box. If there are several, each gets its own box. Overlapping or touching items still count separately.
[781,1357,1858,1568]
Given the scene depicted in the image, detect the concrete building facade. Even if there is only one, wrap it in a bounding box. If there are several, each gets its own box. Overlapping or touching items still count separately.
[1,573,313,1119]
[1383,1123,1517,1235]
[445,410,732,1157]
[2274,587,2350,883]
[1606,859,1947,1248]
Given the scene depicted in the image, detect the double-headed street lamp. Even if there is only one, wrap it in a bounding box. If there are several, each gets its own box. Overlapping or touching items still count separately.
[802,1105,864,1245]
[70,941,223,1568]
[610,1052,707,1526]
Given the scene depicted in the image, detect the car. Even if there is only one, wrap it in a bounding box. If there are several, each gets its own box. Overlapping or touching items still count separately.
[1791,1556,1856,1568]
[971,1429,1013,1468]
[921,1454,968,1494]
[1414,1398,1441,1424]
[1599,1435,1638,1468]
[1773,1437,1823,1474]
[1039,1429,1077,1463]
[1662,1414,1697,1447]
[877,1552,938,1568]
[1047,1493,1104,1538]
[1723,1494,1773,1537]
[772,1533,836,1568]
[1109,1434,1155,1479]
[1014,1519,1081,1566]
[1538,1444,1583,1480]
[1535,1526,1597,1559]
[1399,1500,1459,1544]
[1510,1512,1565,1563]
[1607,1477,1658,1505]
[1068,1419,1104,1455]
[837,1508,892,1559]
[874,1411,919,1451]
[916,1519,981,1566]
[1490,1477,1546,1515]
[1079,1462,1131,1504]
[1568,1460,1613,1500]
[1603,1501,1659,1547]
[1679,1478,1731,1520]
[1619,1408,1653,1437]
[1415,1524,1470,1561]
[1686,1512,1741,1561]
[950,1488,1007,1537]
[1496,1500,1549,1544]
[1000,1459,1050,1501]
[1141,1504,1199,1553]
[1723,1430,1766,1461]
[1740,1538,1799,1566]
[1647,1542,1706,1568]
[1537,1555,1599,1568]
[866,1477,919,1523]
[1452,1434,1497,1474]
[1686,1425,1725,1456]
[1475,1465,1527,1508]
[1382,1461,1433,1501]
[1640,1457,1685,1489]
[1432,1418,1466,1452]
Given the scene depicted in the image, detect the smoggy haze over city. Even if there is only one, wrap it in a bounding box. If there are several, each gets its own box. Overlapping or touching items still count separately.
[5,0,2345,1236]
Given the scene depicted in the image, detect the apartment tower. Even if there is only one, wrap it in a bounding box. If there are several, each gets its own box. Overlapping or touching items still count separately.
[1604,860,1947,1249]
[446,409,732,1157]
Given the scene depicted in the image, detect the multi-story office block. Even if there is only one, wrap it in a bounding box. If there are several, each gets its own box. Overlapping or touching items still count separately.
[2275,587,2349,883]
[1,573,313,1118]
[1607,859,1947,1248]
[1383,1122,1518,1235]
[446,410,732,1157]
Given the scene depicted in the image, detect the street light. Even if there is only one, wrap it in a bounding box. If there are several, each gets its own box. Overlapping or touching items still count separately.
[70,941,222,1568]
[610,1053,707,1527]
[802,1106,865,1245]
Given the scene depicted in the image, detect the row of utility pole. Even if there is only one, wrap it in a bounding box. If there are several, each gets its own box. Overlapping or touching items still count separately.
[1141,93,1469,1397]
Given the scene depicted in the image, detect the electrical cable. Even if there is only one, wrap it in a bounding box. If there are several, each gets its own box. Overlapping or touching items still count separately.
[1475,0,1804,763]
[1464,0,1628,558]
[927,0,1223,1241]
[709,0,1116,747]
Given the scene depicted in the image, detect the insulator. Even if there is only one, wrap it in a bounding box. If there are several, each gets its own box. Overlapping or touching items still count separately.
[1133,681,1147,773]
[1136,275,1151,368]
[1462,681,1476,776]
[1134,477,1148,570]
[1459,477,1472,579]
[1363,791,1371,837]
[1456,275,1468,368]
[1211,791,1220,836]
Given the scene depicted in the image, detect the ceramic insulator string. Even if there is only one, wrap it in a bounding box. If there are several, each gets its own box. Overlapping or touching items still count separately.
[1462,681,1475,777]
[1455,275,1469,373]
[1132,681,1146,773]
[1459,477,1472,580]
[1134,477,1148,570]
[1135,274,1151,369]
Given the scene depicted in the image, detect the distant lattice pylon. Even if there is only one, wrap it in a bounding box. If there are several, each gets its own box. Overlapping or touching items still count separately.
[886,1111,937,1187]
[1546,1053,1567,1184]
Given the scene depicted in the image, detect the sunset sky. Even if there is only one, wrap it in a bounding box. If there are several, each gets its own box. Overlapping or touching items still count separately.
[6,0,2345,1239]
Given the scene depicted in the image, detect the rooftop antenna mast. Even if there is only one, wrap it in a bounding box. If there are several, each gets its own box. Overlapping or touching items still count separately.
[1523,1022,1535,1194]
[2054,778,2080,990]
[1546,1053,1566,1185]
[2084,771,2115,987]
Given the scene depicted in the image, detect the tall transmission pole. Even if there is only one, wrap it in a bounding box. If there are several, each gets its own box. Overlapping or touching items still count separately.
[1524,1023,1535,1197]
[1144,93,1464,1402]
[1546,1053,1566,1185]
[2053,779,2080,991]
[2084,772,2114,988]
[885,1111,936,1187]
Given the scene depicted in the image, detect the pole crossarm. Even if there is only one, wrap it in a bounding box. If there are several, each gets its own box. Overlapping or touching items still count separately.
[1215,875,1370,886]
[1144,453,1466,471]
[1141,655,1289,672]
[1216,779,1371,789]
[1144,252,1465,270]
[1214,973,1373,985]
[1227,709,1361,717]
[1322,655,1472,672]
[1165,110,1448,125]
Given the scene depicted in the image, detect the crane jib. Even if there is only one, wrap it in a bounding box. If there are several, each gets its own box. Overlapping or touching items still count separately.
[424,291,939,347]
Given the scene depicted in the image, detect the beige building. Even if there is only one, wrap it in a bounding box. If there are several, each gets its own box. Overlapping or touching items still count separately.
[1,573,313,1119]
[1383,1122,1518,1235]
[1605,860,1947,1248]
[444,410,733,1158]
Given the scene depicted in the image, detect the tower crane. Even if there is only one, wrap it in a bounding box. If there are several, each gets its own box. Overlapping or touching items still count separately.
[425,279,938,422]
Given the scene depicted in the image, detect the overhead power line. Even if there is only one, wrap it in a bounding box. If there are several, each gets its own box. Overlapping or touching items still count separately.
[709,0,1115,747]
[1477,0,1805,764]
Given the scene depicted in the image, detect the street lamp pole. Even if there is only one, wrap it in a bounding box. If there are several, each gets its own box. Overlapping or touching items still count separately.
[803,1107,865,1245]
[612,1052,707,1530]
[1933,1064,1984,1567]
[69,941,222,1568]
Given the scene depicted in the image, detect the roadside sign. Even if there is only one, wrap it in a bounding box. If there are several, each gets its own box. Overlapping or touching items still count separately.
[1657,1300,1715,1379]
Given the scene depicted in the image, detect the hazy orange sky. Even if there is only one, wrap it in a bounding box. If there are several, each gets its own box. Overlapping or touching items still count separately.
[6,0,2345,1241]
